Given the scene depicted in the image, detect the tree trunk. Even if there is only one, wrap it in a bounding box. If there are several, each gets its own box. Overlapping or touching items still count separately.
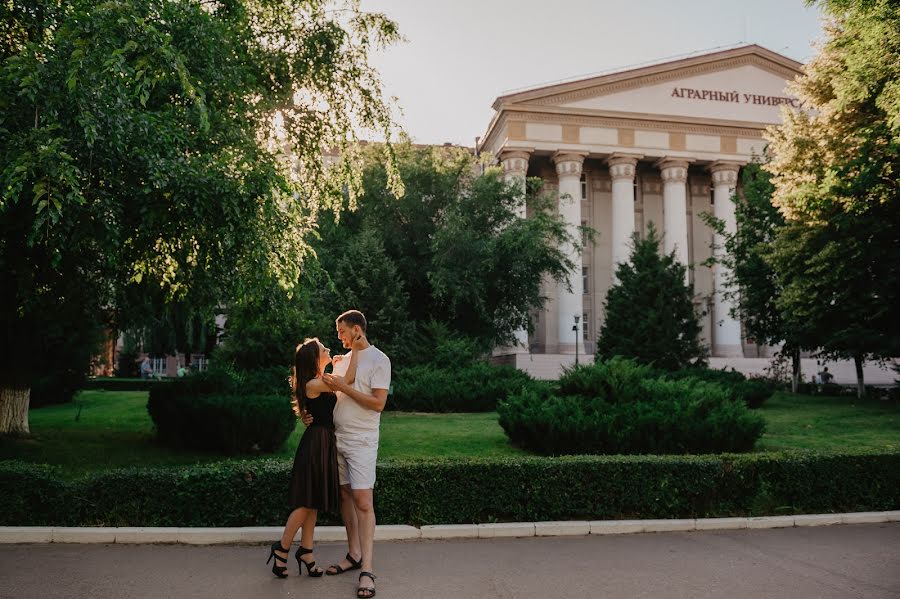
[791,347,801,393]
[854,354,865,399]
[0,386,31,435]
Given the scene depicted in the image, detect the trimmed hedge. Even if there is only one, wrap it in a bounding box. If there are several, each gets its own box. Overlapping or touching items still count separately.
[2,451,898,526]
[390,362,533,412]
[146,366,294,454]
[147,393,296,453]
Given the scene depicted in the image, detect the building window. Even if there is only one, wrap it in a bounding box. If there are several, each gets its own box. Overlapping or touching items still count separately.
[583,313,589,341]
[582,267,589,294]
[581,174,587,200]
[151,357,165,375]
[581,220,588,246]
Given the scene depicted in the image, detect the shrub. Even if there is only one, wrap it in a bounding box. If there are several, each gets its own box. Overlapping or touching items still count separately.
[146,364,294,454]
[3,451,898,526]
[390,361,533,412]
[147,393,295,454]
[666,367,776,409]
[498,358,766,455]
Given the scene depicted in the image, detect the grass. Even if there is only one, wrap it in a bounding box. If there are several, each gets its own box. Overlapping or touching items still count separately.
[0,390,524,476]
[1,389,897,476]
[754,391,900,452]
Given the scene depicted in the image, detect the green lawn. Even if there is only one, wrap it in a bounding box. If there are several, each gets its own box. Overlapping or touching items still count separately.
[754,391,900,452]
[1,389,897,476]
[0,390,523,475]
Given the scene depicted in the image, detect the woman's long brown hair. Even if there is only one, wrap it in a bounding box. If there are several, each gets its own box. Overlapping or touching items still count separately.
[291,338,321,417]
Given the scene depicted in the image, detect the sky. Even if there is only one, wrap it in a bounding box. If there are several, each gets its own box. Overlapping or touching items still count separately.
[358,0,825,146]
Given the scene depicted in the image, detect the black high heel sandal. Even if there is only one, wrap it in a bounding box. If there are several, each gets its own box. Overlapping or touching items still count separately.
[266,542,290,578]
[357,571,377,598]
[296,546,324,577]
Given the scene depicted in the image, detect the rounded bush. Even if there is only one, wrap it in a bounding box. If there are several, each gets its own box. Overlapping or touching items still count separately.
[498,358,766,455]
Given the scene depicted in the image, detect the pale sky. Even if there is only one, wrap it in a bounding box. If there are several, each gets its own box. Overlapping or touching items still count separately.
[359,0,825,146]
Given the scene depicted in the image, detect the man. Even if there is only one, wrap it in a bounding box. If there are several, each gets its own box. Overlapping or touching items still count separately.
[304,309,390,599]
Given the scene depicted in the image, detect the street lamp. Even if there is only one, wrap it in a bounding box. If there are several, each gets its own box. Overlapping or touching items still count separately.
[573,315,580,366]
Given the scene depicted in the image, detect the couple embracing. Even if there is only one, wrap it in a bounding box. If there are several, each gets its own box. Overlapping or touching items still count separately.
[267,309,390,599]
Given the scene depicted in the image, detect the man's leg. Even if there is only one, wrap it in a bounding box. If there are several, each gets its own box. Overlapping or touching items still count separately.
[353,488,376,596]
[342,483,362,560]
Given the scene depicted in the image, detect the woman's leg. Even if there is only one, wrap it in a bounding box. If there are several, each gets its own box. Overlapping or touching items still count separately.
[299,509,318,548]
[280,507,308,552]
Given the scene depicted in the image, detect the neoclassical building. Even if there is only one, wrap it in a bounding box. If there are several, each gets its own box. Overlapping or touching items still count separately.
[478,45,804,378]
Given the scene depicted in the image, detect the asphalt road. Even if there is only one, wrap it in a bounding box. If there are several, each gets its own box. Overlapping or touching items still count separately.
[1,523,898,599]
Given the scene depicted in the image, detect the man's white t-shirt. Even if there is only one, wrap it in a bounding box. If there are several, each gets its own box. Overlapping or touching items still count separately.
[332,346,391,442]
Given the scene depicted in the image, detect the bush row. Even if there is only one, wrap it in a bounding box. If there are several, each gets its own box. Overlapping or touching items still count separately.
[389,362,533,412]
[2,451,898,526]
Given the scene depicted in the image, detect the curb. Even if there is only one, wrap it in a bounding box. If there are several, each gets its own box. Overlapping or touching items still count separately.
[1,511,897,545]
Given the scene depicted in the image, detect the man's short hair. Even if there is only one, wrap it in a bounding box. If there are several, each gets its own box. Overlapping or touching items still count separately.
[336,309,367,333]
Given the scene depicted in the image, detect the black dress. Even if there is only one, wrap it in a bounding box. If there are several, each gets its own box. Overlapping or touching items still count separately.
[288,391,340,511]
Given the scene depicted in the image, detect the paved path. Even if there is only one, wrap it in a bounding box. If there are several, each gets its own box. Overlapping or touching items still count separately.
[1,523,898,599]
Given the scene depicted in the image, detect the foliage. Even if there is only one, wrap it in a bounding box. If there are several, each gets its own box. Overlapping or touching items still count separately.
[390,361,533,412]
[764,0,900,394]
[497,358,765,455]
[3,450,898,526]
[146,364,292,453]
[596,224,706,371]
[300,144,578,365]
[665,366,776,409]
[0,0,402,432]
[147,392,295,454]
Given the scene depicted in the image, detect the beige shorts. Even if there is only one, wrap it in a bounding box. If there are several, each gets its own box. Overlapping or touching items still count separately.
[336,434,379,489]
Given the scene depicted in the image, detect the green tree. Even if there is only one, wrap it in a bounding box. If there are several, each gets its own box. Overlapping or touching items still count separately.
[764,0,900,397]
[702,161,810,391]
[305,144,577,364]
[0,0,401,434]
[596,223,706,371]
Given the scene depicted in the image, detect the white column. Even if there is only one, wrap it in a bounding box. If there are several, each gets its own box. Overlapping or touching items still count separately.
[657,158,691,284]
[553,152,587,355]
[499,149,531,352]
[710,161,743,357]
[607,154,642,278]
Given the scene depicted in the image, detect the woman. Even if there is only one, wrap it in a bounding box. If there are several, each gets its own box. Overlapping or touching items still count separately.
[267,336,360,578]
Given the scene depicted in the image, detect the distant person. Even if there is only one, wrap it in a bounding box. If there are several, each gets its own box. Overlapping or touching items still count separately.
[140,357,152,379]
[819,366,834,385]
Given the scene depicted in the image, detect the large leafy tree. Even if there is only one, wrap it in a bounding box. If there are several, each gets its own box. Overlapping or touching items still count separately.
[596,223,706,371]
[764,0,900,397]
[0,0,401,434]
[302,144,577,366]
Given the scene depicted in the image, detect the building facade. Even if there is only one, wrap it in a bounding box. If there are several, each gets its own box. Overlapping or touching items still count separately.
[479,45,804,377]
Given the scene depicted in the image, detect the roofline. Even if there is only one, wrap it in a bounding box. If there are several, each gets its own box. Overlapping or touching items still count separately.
[491,44,803,111]
[478,44,804,155]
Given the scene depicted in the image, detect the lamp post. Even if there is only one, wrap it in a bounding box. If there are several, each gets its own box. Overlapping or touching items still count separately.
[573,315,580,366]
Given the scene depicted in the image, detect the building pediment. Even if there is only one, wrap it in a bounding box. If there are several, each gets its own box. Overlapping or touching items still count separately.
[491,45,803,127]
